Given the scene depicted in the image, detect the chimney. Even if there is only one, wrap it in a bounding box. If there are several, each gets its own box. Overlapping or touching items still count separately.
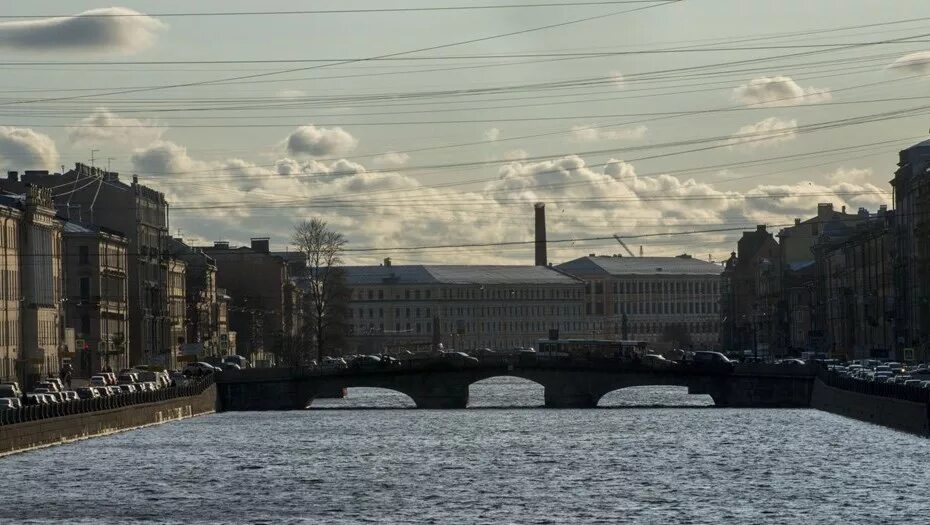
[251,237,270,254]
[794,218,801,226]
[213,241,230,249]
[534,202,547,266]
[7,171,17,182]
[132,175,138,185]
[817,203,833,219]
[756,225,767,232]
[842,205,846,214]
[383,257,392,267]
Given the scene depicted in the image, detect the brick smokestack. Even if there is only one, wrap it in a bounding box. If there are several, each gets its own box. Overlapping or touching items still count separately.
[534,202,547,266]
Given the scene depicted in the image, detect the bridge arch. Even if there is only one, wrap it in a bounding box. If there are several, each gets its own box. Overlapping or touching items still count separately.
[308,387,416,409]
[467,375,545,408]
[596,385,714,408]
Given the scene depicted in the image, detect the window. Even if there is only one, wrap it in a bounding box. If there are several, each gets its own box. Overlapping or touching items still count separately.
[79,246,89,265]
[80,277,90,302]
[81,315,91,335]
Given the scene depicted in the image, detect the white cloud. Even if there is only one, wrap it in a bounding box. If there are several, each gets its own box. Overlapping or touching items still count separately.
[372,151,410,167]
[276,89,307,99]
[732,76,832,107]
[889,51,930,75]
[0,8,165,54]
[0,126,59,170]
[484,128,501,141]
[609,71,625,88]
[727,117,798,149]
[127,138,891,265]
[503,149,529,161]
[68,108,164,146]
[570,125,647,142]
[285,125,358,157]
[826,167,872,185]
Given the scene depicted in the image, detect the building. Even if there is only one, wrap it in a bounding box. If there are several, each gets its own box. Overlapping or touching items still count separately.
[342,261,587,354]
[167,257,187,364]
[891,139,930,355]
[557,255,722,348]
[720,225,780,356]
[216,288,232,355]
[170,239,225,359]
[0,200,21,383]
[1,165,172,367]
[814,208,896,360]
[61,222,129,376]
[199,238,296,367]
[0,188,65,386]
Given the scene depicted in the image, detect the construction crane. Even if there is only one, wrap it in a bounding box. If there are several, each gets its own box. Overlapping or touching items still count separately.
[612,235,636,257]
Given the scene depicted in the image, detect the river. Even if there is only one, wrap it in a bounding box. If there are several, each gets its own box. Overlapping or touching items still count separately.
[2,377,927,524]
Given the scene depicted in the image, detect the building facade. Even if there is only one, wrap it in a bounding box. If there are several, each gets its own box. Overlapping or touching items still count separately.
[2,165,172,367]
[167,257,187,365]
[814,208,896,360]
[170,239,224,359]
[0,201,21,383]
[62,222,130,375]
[557,255,722,348]
[720,225,780,356]
[200,238,295,367]
[343,262,587,354]
[891,139,930,356]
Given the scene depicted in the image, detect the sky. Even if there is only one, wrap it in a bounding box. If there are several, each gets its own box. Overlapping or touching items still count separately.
[1,0,930,265]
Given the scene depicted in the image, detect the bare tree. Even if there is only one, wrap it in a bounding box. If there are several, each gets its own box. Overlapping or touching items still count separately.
[292,218,348,362]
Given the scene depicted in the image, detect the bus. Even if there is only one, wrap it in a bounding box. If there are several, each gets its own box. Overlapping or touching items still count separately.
[536,339,649,361]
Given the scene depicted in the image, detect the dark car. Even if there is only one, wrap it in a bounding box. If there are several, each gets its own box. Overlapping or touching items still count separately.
[689,351,734,372]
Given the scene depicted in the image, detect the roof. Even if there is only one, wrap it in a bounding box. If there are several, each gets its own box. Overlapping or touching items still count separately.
[62,221,93,234]
[557,256,722,276]
[342,265,583,286]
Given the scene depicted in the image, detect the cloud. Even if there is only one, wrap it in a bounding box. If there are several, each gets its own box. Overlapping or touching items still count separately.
[571,125,647,142]
[732,76,832,107]
[484,128,501,141]
[889,51,930,75]
[285,125,358,157]
[127,137,890,265]
[276,89,307,99]
[0,126,59,169]
[609,71,625,88]
[727,117,798,149]
[503,149,529,161]
[0,8,165,54]
[372,152,410,167]
[68,108,164,146]
[826,167,872,185]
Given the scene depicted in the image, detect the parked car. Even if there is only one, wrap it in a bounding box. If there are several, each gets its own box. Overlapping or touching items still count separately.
[25,393,51,406]
[222,355,250,369]
[441,352,480,368]
[0,397,22,410]
[60,391,80,402]
[777,359,807,366]
[106,386,123,396]
[0,382,22,398]
[45,378,65,391]
[92,386,112,398]
[321,357,348,371]
[689,351,734,371]
[182,362,218,377]
[642,354,677,369]
[89,376,109,387]
[76,387,101,400]
[220,362,242,372]
[353,355,382,371]
[118,384,137,394]
[34,381,60,393]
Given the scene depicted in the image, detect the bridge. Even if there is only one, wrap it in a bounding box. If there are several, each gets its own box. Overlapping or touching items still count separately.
[216,358,817,410]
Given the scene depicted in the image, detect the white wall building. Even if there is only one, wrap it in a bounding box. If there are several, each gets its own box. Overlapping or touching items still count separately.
[343,261,587,354]
[557,255,723,348]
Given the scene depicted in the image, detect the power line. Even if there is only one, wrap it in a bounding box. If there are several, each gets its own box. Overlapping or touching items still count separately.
[0,2,670,19]
[0,1,683,107]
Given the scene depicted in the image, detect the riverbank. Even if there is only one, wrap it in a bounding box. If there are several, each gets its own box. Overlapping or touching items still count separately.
[811,378,930,436]
[0,383,218,458]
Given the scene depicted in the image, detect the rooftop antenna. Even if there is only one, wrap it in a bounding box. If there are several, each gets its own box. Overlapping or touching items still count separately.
[639,245,643,256]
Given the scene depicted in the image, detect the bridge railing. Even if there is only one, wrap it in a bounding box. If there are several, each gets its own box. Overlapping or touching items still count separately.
[817,369,930,404]
[0,376,215,427]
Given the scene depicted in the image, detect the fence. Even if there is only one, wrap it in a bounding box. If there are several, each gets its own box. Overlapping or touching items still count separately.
[817,369,930,404]
[0,376,215,426]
